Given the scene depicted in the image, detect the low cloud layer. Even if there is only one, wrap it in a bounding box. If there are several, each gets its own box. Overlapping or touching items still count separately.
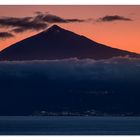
[97,15,132,22]
[0,57,140,81]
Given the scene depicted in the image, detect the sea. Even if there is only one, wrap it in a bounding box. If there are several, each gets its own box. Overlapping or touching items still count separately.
[0,116,140,135]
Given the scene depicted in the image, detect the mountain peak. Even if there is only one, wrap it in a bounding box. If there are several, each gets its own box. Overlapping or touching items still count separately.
[51,24,61,29]
[47,25,63,33]
[0,25,139,61]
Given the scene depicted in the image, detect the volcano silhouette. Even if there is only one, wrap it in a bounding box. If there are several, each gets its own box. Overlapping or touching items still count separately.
[0,25,139,60]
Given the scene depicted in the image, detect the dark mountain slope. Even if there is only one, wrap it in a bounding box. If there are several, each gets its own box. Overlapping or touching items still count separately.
[0,25,139,60]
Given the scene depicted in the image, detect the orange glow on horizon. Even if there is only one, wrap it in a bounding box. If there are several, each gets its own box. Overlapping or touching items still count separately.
[0,5,140,54]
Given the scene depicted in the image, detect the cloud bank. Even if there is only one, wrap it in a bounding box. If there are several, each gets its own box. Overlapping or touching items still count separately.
[0,57,140,81]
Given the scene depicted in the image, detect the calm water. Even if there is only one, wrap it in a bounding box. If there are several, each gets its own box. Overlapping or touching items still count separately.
[0,116,140,135]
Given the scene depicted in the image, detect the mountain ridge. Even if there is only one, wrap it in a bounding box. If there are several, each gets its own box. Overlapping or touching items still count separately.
[0,24,139,61]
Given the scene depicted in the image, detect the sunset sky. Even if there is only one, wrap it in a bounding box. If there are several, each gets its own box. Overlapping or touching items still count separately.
[0,5,140,53]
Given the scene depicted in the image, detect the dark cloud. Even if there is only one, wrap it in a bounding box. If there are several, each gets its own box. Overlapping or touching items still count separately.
[97,15,132,22]
[0,12,85,34]
[0,16,48,33]
[66,18,85,23]
[12,28,27,33]
[0,32,14,39]
[0,13,131,37]
[34,12,85,23]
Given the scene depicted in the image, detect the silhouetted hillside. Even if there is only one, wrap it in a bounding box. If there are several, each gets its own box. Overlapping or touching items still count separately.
[0,25,139,60]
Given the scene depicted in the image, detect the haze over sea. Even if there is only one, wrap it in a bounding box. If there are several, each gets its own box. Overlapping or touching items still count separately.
[0,116,140,135]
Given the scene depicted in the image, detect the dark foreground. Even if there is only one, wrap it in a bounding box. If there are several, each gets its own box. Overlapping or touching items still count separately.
[0,116,140,135]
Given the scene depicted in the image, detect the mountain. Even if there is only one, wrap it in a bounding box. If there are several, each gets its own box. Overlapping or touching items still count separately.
[0,25,139,61]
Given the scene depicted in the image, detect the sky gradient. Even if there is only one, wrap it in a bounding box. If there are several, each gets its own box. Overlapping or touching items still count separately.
[0,5,140,53]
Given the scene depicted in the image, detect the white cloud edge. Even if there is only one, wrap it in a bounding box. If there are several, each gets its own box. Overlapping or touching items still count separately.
[0,57,140,80]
